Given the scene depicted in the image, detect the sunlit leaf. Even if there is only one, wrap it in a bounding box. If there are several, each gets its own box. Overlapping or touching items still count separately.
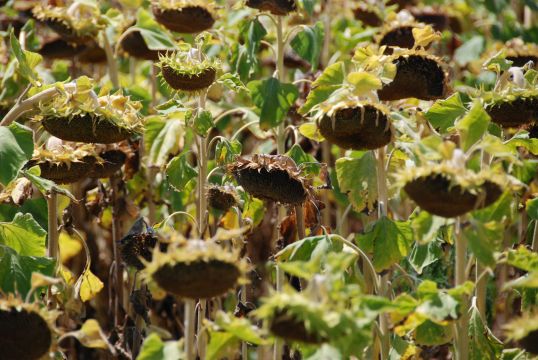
[335,152,377,211]
[166,151,198,192]
[144,116,184,167]
[76,268,104,302]
[455,100,490,151]
[0,213,46,257]
[425,93,467,133]
[0,122,33,186]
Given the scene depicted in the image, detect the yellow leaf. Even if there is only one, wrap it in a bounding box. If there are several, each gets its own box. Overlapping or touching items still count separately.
[221,209,239,230]
[347,72,382,95]
[77,269,104,302]
[60,265,75,285]
[59,232,83,264]
[76,319,109,349]
[412,26,441,49]
[299,123,325,142]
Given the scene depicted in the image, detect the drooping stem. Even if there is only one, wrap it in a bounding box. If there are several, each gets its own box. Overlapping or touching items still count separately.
[455,217,469,360]
[184,299,196,360]
[47,190,59,262]
[111,176,124,328]
[102,31,119,88]
[0,83,77,126]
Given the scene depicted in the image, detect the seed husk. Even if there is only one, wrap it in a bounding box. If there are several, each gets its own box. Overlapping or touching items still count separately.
[0,307,52,360]
[245,0,296,15]
[42,114,136,144]
[404,173,502,218]
[161,65,216,92]
[269,311,325,344]
[120,30,161,61]
[229,155,309,205]
[89,150,126,178]
[318,105,392,150]
[377,55,447,101]
[486,96,538,128]
[152,5,215,33]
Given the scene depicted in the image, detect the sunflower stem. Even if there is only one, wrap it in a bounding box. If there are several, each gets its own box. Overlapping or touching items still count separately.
[102,31,119,88]
[46,190,59,263]
[185,299,196,360]
[375,147,391,359]
[111,176,124,328]
[295,204,306,239]
[455,217,469,360]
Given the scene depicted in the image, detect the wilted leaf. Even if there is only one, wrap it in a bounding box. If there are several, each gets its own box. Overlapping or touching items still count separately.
[412,26,441,49]
[276,234,343,263]
[347,72,382,95]
[290,22,324,71]
[299,122,325,142]
[468,302,503,360]
[144,116,184,167]
[76,268,104,302]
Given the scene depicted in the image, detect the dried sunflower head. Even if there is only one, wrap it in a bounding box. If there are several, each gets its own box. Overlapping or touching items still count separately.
[245,0,297,16]
[0,295,59,360]
[152,0,216,34]
[35,77,144,144]
[504,313,538,355]
[157,49,219,93]
[207,184,239,212]
[143,236,248,299]
[33,2,104,43]
[228,154,313,205]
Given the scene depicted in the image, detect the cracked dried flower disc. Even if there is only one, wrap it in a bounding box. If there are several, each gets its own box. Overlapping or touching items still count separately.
[229,154,310,205]
[120,30,161,61]
[152,0,215,33]
[145,239,247,299]
[245,0,296,15]
[207,185,238,212]
[318,103,392,150]
[400,165,504,218]
[0,297,54,360]
[377,53,448,101]
[120,233,158,270]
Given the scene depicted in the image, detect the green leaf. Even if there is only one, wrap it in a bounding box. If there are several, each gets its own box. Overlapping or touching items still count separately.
[468,302,503,360]
[506,132,538,156]
[464,221,503,267]
[335,152,377,211]
[414,320,453,346]
[0,122,34,186]
[166,151,198,192]
[217,73,248,93]
[214,138,242,166]
[356,217,413,272]
[408,241,442,274]
[290,22,324,71]
[411,211,448,245]
[473,191,513,223]
[23,167,76,201]
[247,77,299,130]
[144,116,184,167]
[9,30,42,86]
[133,9,176,50]
[299,61,345,115]
[137,333,183,360]
[193,110,214,137]
[425,93,467,133]
[286,144,319,176]
[0,244,54,297]
[456,101,491,151]
[454,36,485,67]
[347,71,382,95]
[206,332,236,360]
[506,246,538,272]
[276,234,343,263]
[0,213,46,257]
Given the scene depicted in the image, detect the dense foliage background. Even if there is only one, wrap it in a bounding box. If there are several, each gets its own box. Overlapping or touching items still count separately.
[0,0,538,359]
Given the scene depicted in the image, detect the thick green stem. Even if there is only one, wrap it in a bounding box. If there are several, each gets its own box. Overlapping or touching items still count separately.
[102,32,119,88]
[185,299,196,360]
[47,191,59,262]
[455,217,469,360]
[375,147,390,359]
